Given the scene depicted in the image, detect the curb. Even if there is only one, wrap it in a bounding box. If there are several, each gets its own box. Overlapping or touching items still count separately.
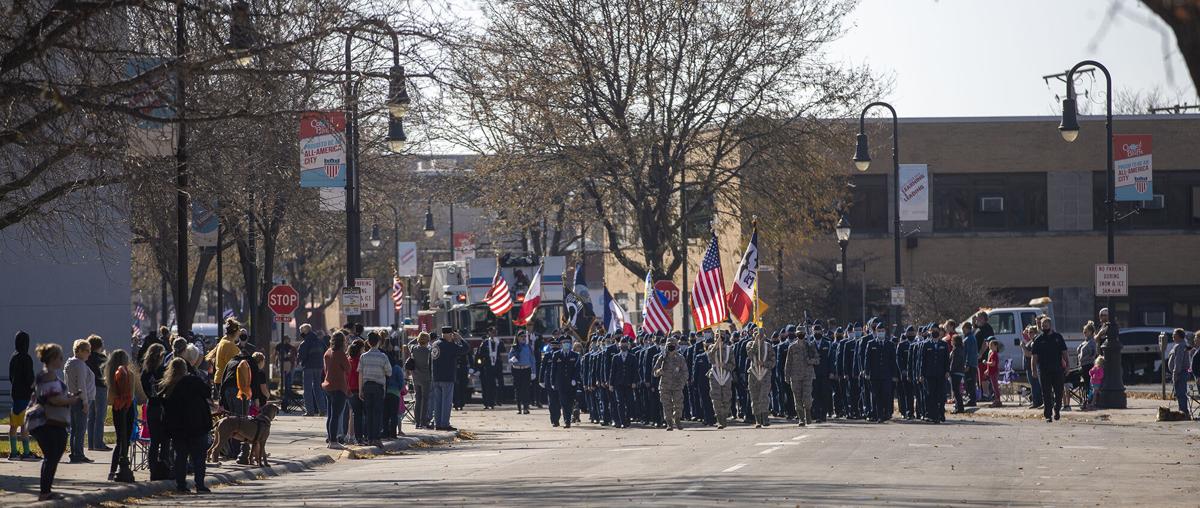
[27,432,457,508]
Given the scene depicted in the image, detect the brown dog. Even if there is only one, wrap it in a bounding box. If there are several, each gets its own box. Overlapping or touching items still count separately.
[207,403,280,466]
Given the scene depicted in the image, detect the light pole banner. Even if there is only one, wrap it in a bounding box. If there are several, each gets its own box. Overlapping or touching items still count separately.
[1113,134,1152,202]
[299,111,348,188]
[125,57,177,157]
[453,232,476,261]
[397,241,418,276]
[898,164,929,221]
[191,201,218,247]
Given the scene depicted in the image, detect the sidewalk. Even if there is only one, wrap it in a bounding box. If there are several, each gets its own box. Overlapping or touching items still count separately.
[960,393,1172,424]
[0,413,456,507]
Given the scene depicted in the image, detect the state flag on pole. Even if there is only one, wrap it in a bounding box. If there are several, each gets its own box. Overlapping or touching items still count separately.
[513,265,542,326]
[641,271,672,334]
[483,266,513,317]
[690,231,727,331]
[603,288,636,338]
[727,225,759,327]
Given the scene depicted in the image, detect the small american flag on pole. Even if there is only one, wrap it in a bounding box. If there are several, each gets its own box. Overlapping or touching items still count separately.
[392,274,404,312]
[641,271,672,334]
[133,303,147,321]
[483,266,513,317]
[690,231,727,331]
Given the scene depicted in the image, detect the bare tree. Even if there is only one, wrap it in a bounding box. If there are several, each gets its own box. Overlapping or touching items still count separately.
[1139,0,1200,93]
[905,273,995,326]
[440,0,878,281]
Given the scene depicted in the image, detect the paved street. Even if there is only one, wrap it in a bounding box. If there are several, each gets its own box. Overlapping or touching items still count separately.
[127,406,1200,507]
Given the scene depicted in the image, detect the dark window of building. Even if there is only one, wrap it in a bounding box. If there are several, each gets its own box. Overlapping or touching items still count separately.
[1092,170,1200,230]
[848,174,888,233]
[684,184,715,239]
[932,173,1047,232]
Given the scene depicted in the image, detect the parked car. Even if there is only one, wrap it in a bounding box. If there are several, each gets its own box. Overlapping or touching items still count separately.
[1117,327,1191,384]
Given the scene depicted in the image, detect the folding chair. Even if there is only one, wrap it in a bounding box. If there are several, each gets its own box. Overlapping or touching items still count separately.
[402,383,417,424]
[1189,382,1200,421]
[129,416,152,472]
[1064,370,1089,410]
[997,359,1028,404]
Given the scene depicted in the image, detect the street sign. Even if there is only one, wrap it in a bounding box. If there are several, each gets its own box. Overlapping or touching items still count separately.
[273,315,293,323]
[654,280,681,309]
[355,278,376,311]
[342,287,362,316]
[890,287,906,306]
[267,284,299,317]
[1095,264,1128,296]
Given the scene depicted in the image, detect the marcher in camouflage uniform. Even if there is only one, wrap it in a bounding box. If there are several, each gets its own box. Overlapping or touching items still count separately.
[706,334,735,429]
[653,338,688,431]
[784,332,820,426]
[745,330,777,428]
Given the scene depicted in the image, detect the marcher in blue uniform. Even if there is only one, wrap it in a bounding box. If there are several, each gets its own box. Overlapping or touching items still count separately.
[541,338,579,428]
[775,328,796,419]
[733,332,750,423]
[855,324,873,421]
[919,325,951,423]
[829,328,846,419]
[865,322,897,422]
[690,338,715,426]
[895,326,916,419]
[607,338,638,428]
[640,335,663,427]
[810,324,832,422]
[838,329,859,419]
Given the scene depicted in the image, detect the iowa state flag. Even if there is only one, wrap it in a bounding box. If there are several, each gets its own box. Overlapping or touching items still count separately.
[513,265,542,326]
[727,225,759,327]
[603,288,636,338]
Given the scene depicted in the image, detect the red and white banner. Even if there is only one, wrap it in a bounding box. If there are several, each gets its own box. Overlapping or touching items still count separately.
[513,265,542,326]
[300,111,347,188]
[1113,134,1152,202]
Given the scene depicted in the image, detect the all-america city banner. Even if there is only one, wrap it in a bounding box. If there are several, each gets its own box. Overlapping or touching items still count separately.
[299,111,348,188]
[1113,134,1152,202]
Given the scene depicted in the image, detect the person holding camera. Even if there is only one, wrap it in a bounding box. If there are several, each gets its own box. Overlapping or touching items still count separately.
[430,328,468,431]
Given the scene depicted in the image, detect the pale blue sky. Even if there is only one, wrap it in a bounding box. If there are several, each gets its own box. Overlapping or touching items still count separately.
[826,0,1197,117]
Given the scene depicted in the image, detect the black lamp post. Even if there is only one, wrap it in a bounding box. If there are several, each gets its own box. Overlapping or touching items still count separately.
[423,201,436,238]
[344,20,411,325]
[852,101,902,333]
[836,215,851,325]
[1058,59,1125,409]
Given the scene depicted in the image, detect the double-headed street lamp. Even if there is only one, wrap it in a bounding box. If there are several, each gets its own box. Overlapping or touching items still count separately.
[836,215,851,325]
[852,101,901,333]
[344,20,411,325]
[1058,59,1125,409]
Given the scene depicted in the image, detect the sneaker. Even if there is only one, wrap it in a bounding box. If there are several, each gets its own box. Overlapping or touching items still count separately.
[196,485,212,493]
[328,443,345,450]
[7,452,18,461]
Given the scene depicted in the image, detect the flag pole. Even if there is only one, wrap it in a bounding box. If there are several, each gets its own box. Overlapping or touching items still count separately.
[751,216,758,329]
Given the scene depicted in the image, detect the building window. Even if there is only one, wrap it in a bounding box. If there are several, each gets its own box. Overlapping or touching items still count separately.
[684,184,715,238]
[848,175,887,233]
[1094,170,1200,230]
[932,173,1047,232]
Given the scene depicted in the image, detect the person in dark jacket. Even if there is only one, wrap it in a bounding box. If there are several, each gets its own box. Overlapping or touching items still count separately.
[8,331,38,460]
[297,324,327,416]
[158,357,213,494]
[430,331,469,431]
[140,343,169,479]
[949,331,967,414]
[85,335,110,452]
[607,338,637,428]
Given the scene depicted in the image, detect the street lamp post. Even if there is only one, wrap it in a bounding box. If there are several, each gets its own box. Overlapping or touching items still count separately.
[343,20,411,325]
[1058,59,1126,409]
[836,215,851,325]
[852,102,902,333]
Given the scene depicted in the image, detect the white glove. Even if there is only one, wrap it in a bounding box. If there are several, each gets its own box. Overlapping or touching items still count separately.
[539,382,546,388]
[531,372,537,380]
[571,380,576,386]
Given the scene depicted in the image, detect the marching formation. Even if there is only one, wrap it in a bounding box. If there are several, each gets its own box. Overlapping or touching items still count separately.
[533,315,983,431]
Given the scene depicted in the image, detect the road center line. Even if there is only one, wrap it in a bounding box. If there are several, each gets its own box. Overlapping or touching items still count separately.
[907,443,953,448]
[754,442,799,446]
[722,463,748,473]
[1061,445,1106,450]
[759,446,782,455]
[792,434,810,441]
[608,447,655,452]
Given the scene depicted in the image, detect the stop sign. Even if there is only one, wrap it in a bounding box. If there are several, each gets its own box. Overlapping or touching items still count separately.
[267,285,300,316]
[654,280,680,309]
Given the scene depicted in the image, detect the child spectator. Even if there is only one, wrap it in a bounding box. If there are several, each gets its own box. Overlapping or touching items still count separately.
[985,340,1002,407]
[1089,356,1105,409]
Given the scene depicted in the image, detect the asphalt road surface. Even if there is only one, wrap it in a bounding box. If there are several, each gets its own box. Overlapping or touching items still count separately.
[131,409,1199,507]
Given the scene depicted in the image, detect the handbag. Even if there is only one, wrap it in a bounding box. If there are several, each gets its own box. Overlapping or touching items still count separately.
[404,356,416,372]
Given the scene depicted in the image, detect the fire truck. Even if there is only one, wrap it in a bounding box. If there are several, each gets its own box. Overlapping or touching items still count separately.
[424,255,568,399]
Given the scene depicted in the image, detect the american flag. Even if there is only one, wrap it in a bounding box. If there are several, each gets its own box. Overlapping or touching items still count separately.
[690,231,727,331]
[392,275,405,311]
[483,266,513,316]
[133,303,147,321]
[641,271,672,334]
